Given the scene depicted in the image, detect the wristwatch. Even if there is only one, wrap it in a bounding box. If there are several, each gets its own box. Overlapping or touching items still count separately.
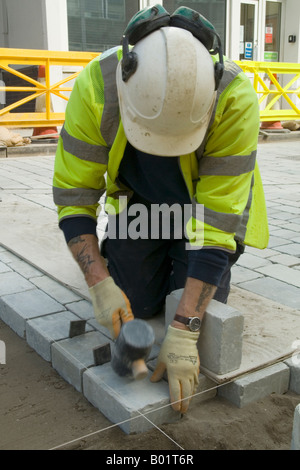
[174,314,202,332]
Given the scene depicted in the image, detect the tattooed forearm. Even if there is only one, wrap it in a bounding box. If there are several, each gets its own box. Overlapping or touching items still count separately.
[195,283,216,313]
[68,236,96,275]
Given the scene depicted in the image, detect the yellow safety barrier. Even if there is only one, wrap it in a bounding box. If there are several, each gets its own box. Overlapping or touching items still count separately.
[0,49,300,128]
[236,60,300,122]
[0,48,99,127]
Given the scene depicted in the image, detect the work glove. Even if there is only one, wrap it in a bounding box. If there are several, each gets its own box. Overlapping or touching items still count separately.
[89,276,134,339]
[151,325,200,414]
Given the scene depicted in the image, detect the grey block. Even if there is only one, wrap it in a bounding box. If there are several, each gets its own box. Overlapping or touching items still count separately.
[291,404,300,450]
[0,271,34,296]
[83,363,181,434]
[238,277,300,308]
[51,331,113,392]
[30,275,82,304]
[65,299,94,320]
[165,290,244,375]
[218,362,290,408]
[284,358,300,394]
[26,311,93,362]
[0,289,66,338]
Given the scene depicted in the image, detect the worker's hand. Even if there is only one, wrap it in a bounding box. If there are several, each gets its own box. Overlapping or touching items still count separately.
[150,326,200,414]
[89,276,134,339]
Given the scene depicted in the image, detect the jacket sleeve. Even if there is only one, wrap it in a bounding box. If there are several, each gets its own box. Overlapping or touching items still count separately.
[52,57,108,224]
[187,70,262,253]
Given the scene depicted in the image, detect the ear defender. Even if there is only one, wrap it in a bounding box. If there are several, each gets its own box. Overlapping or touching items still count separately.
[170,7,224,90]
[121,4,224,89]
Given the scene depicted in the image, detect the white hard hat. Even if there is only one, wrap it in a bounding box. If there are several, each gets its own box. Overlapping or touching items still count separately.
[116,26,217,157]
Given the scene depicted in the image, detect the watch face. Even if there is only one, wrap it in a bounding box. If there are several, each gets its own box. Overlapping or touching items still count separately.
[189,317,201,331]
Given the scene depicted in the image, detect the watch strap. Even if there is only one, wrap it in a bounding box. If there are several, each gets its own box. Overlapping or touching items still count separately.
[174,314,190,325]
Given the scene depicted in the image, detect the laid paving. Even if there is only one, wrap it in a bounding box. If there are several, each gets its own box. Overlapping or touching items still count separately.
[0,137,299,436]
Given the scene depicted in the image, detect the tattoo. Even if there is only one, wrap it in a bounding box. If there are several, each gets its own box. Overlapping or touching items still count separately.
[68,236,95,275]
[195,284,215,313]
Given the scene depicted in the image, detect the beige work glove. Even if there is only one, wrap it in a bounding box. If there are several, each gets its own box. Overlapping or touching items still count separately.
[89,276,134,339]
[151,325,200,414]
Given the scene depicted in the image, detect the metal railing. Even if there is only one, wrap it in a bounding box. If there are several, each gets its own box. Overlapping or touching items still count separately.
[0,49,300,128]
[0,48,99,127]
[236,60,300,122]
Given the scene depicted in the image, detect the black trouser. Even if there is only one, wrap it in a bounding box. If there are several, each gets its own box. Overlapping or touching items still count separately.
[101,201,244,319]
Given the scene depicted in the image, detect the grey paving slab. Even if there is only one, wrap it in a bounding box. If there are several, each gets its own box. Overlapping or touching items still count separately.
[267,235,293,248]
[0,271,35,296]
[65,299,95,320]
[7,258,44,278]
[231,265,264,284]
[267,253,300,267]
[255,264,300,288]
[291,404,300,450]
[218,362,290,408]
[236,253,272,269]
[51,331,112,392]
[30,275,82,304]
[82,363,181,434]
[284,358,300,395]
[237,277,300,308]
[272,244,300,257]
[26,310,87,361]
[0,288,65,338]
[0,261,12,274]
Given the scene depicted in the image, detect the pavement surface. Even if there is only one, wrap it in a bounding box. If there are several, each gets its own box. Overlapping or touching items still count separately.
[0,136,300,449]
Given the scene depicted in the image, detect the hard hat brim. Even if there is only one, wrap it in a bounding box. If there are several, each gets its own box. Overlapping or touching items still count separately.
[120,110,212,157]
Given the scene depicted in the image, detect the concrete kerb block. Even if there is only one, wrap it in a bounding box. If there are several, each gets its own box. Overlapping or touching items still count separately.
[284,358,300,394]
[291,404,300,450]
[26,311,94,362]
[82,362,181,434]
[51,331,113,392]
[0,288,66,338]
[218,362,290,408]
[165,289,244,375]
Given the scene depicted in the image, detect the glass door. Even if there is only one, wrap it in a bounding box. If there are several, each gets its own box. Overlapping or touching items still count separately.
[239,0,258,60]
[264,1,282,62]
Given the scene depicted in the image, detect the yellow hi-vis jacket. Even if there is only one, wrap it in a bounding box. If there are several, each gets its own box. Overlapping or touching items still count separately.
[53,47,269,253]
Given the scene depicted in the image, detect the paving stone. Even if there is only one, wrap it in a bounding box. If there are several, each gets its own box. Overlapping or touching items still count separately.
[284,358,300,394]
[256,264,300,288]
[273,244,300,256]
[165,290,244,375]
[231,265,264,284]
[0,261,12,274]
[82,362,181,434]
[30,275,82,304]
[65,299,94,320]
[236,253,272,269]
[51,331,113,392]
[267,236,293,248]
[267,253,300,267]
[0,288,65,338]
[8,259,44,278]
[26,311,93,362]
[218,362,290,408]
[270,228,300,239]
[291,404,300,450]
[0,251,21,264]
[0,271,34,296]
[238,277,300,308]
[245,246,278,258]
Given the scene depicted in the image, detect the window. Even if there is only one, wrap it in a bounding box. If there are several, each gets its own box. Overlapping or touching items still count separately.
[67,0,138,52]
[163,0,227,50]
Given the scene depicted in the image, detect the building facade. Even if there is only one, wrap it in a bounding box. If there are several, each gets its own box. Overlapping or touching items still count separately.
[0,0,299,64]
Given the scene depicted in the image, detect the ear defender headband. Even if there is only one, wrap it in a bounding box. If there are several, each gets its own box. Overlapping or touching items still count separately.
[121,5,224,90]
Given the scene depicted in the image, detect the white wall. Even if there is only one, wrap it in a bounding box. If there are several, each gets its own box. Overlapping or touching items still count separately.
[282,0,300,63]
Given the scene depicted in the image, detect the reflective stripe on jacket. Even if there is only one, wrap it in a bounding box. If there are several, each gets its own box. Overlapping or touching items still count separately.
[53,47,269,252]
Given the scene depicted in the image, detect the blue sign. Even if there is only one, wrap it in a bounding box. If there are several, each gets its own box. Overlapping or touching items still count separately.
[245,42,253,59]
